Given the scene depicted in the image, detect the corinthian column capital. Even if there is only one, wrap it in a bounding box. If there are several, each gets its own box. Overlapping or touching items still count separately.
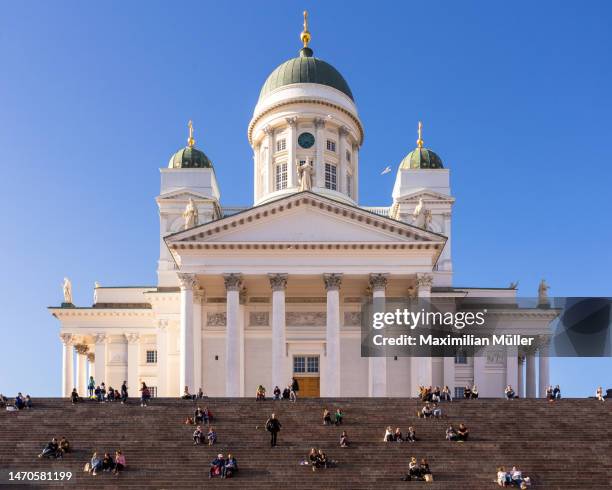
[369,273,388,292]
[177,273,198,290]
[323,273,343,291]
[268,273,288,292]
[223,273,243,292]
[59,333,75,346]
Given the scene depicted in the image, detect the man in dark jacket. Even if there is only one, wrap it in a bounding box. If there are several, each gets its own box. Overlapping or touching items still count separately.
[120,381,128,403]
[265,413,282,447]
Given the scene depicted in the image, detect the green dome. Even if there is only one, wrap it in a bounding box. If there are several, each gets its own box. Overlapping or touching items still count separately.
[169,146,213,169]
[399,147,444,170]
[258,47,354,103]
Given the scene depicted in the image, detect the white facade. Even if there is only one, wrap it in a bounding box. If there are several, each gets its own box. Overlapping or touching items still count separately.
[50,32,558,400]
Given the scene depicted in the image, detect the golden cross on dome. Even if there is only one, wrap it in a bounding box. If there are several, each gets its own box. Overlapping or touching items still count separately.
[416,121,424,148]
[187,120,195,147]
[300,10,311,48]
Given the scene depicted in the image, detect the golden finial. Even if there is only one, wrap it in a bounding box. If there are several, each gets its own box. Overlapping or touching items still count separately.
[300,10,311,48]
[187,120,195,147]
[416,121,424,149]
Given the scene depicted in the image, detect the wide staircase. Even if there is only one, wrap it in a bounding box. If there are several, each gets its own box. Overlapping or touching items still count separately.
[1,397,611,489]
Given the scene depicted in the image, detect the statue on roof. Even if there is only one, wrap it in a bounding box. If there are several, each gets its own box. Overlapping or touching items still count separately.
[297,159,314,192]
[183,198,199,229]
[412,197,432,230]
[62,277,73,304]
[538,279,550,306]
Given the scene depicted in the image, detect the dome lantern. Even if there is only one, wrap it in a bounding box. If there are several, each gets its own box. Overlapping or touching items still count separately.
[169,120,214,169]
[399,121,444,170]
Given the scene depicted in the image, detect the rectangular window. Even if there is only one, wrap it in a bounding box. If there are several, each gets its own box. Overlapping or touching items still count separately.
[325,163,337,190]
[148,386,157,398]
[275,162,288,191]
[293,356,306,373]
[306,356,319,373]
[276,138,286,152]
[326,139,336,152]
[454,387,464,399]
[346,150,351,162]
[455,353,467,364]
[346,175,352,198]
[146,350,158,364]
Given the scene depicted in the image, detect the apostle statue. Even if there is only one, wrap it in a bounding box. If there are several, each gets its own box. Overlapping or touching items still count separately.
[538,279,550,306]
[183,198,199,229]
[411,198,432,230]
[62,277,73,304]
[297,160,314,191]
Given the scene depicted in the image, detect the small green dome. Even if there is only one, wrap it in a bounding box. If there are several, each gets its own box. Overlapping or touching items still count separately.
[169,146,213,169]
[399,147,444,170]
[258,47,354,103]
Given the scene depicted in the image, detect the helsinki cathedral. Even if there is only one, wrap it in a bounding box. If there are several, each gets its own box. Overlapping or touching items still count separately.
[50,12,556,399]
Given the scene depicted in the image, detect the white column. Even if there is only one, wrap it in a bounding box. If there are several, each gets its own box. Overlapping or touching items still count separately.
[60,333,74,397]
[526,353,537,398]
[286,117,297,188]
[538,341,550,398]
[125,333,140,395]
[369,274,388,397]
[269,274,288,391]
[314,117,325,188]
[338,126,348,193]
[506,347,518,393]
[517,356,525,398]
[443,356,455,393]
[178,273,197,396]
[441,212,453,271]
[94,333,107,387]
[193,288,204,393]
[224,274,243,397]
[352,143,359,202]
[473,355,486,394]
[263,126,274,195]
[75,343,88,396]
[411,274,434,391]
[156,320,168,396]
[323,273,342,397]
[87,352,95,384]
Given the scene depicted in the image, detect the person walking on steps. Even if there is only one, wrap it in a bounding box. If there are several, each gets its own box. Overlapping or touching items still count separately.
[265,413,282,447]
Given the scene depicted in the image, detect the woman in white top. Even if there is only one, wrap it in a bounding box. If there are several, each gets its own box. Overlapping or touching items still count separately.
[496,466,509,487]
[383,426,393,442]
[596,386,605,401]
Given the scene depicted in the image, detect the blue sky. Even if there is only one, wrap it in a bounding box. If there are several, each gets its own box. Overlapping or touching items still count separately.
[0,1,610,397]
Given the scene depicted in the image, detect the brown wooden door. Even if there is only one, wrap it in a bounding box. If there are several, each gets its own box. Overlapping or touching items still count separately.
[295,377,320,397]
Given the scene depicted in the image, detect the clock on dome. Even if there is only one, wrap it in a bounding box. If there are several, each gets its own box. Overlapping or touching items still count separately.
[298,132,315,149]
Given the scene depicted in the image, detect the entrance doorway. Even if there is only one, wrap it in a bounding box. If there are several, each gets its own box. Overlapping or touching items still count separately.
[293,355,320,397]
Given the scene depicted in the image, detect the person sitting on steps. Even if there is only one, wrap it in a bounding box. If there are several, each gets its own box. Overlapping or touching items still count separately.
[58,436,70,456]
[194,406,205,424]
[207,426,217,446]
[209,453,225,479]
[553,385,561,400]
[101,452,114,472]
[340,431,349,447]
[471,385,479,399]
[420,403,433,418]
[273,386,281,400]
[223,453,238,478]
[505,385,516,399]
[334,408,344,425]
[431,386,441,402]
[441,385,453,402]
[420,458,432,481]
[38,438,60,459]
[394,427,403,442]
[401,456,421,481]
[71,388,79,404]
[113,450,126,475]
[457,423,469,442]
[182,386,195,400]
[432,403,442,418]
[89,451,103,476]
[406,426,417,443]
[383,425,394,442]
[596,386,605,402]
[193,425,205,445]
[256,385,266,401]
[282,386,290,400]
[323,408,332,425]
[496,466,511,487]
[197,387,207,399]
[308,448,319,470]
[463,384,472,399]
[446,425,457,441]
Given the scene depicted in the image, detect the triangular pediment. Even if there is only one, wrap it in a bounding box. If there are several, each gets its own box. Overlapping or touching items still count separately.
[166,192,446,245]
[395,189,455,203]
[157,188,216,202]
